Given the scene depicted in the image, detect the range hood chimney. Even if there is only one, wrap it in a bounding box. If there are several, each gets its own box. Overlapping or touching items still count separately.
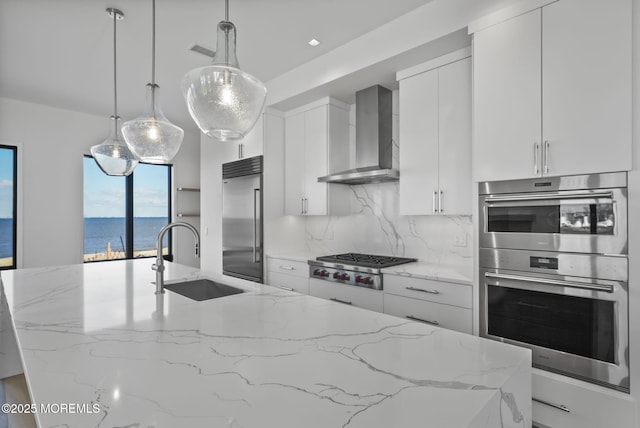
[318,85,397,185]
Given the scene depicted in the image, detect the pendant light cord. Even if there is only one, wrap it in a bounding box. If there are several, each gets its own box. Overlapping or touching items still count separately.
[112,9,118,125]
[224,0,229,65]
[151,0,156,85]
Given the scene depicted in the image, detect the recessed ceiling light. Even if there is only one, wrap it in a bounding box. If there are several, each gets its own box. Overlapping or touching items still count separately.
[308,38,320,47]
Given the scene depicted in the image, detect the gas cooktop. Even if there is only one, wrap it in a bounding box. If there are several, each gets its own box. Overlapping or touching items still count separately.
[315,253,417,269]
[308,253,417,290]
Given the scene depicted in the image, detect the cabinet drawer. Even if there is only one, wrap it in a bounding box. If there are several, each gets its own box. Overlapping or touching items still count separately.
[383,293,472,334]
[266,258,309,278]
[267,272,309,294]
[532,370,635,428]
[384,275,472,308]
[309,279,383,312]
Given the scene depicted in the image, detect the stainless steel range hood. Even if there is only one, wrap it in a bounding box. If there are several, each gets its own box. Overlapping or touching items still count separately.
[318,85,397,185]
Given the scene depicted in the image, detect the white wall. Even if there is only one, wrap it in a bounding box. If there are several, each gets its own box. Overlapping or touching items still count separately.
[171,128,201,268]
[0,97,200,268]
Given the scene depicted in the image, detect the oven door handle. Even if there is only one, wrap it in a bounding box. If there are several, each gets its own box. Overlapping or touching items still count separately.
[485,272,614,293]
[485,190,613,203]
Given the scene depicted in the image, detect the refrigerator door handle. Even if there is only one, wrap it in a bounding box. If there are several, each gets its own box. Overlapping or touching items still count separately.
[253,188,260,263]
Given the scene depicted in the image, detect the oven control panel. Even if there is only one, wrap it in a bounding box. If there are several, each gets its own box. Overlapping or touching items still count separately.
[310,267,381,290]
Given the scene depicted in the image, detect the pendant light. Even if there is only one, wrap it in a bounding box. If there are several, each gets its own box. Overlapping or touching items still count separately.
[180,0,267,141]
[91,8,138,176]
[122,0,184,164]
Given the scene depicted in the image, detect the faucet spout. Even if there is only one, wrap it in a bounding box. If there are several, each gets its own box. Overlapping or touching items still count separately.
[153,221,201,295]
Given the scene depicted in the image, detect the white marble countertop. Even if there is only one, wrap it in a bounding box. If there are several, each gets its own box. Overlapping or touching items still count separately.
[381,261,473,285]
[1,260,530,428]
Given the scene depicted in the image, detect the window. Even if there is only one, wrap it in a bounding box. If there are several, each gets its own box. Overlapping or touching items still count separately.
[83,156,171,262]
[0,145,17,270]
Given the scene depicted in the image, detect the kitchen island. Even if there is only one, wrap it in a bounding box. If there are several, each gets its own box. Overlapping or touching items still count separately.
[0,260,531,428]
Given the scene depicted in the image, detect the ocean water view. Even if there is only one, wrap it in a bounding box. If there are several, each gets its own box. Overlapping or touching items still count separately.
[84,217,169,256]
[0,218,13,259]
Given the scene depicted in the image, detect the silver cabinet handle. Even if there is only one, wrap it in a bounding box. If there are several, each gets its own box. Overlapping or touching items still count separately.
[253,188,260,263]
[533,397,571,413]
[276,286,294,292]
[406,315,439,326]
[304,198,308,214]
[439,190,443,213]
[485,272,614,293]
[433,190,438,213]
[543,140,550,174]
[330,297,353,305]
[279,265,295,271]
[238,143,244,159]
[301,197,304,215]
[406,286,440,295]
[533,142,540,175]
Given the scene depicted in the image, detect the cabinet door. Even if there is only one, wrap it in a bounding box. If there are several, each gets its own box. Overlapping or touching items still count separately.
[473,9,542,182]
[399,68,439,215]
[438,57,472,215]
[541,0,631,177]
[303,106,329,215]
[284,112,305,215]
[532,370,635,428]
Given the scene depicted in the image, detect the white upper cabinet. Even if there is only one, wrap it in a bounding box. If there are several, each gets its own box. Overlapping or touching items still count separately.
[398,51,472,215]
[541,0,631,177]
[284,99,350,216]
[473,10,542,182]
[472,0,631,182]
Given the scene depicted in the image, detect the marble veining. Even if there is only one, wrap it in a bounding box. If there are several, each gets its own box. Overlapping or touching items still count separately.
[1,260,529,427]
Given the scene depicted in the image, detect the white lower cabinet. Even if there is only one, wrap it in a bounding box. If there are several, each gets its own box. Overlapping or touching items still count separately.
[383,294,471,334]
[532,369,635,428]
[266,257,309,294]
[309,279,383,312]
[382,274,472,334]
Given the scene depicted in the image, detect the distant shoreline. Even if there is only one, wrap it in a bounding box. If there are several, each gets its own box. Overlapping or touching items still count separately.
[0,249,167,267]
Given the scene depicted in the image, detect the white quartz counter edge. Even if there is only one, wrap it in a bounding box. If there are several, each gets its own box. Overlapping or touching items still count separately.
[381,261,473,285]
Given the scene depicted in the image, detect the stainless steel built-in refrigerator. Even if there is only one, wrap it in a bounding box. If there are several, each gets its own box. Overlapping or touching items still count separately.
[222,156,263,283]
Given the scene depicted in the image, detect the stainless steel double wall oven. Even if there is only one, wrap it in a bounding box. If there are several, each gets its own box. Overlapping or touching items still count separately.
[479,172,629,392]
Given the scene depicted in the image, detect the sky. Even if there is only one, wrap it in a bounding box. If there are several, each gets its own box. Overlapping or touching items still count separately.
[0,147,14,219]
[83,157,170,218]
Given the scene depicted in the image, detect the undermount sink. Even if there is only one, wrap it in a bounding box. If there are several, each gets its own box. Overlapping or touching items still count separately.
[164,279,244,301]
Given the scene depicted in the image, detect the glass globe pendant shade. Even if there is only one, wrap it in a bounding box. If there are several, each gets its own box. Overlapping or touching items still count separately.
[181,20,266,141]
[91,116,139,176]
[122,84,184,164]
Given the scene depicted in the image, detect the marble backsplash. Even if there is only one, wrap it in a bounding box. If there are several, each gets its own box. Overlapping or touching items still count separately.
[303,182,472,268]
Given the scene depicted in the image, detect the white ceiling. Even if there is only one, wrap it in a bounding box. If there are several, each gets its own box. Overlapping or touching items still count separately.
[0,0,434,133]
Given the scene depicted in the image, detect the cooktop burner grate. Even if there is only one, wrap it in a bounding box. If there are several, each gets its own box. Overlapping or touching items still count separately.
[315,253,416,269]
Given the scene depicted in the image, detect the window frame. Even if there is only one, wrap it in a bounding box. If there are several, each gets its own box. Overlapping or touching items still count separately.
[83,155,173,263]
[0,144,17,270]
